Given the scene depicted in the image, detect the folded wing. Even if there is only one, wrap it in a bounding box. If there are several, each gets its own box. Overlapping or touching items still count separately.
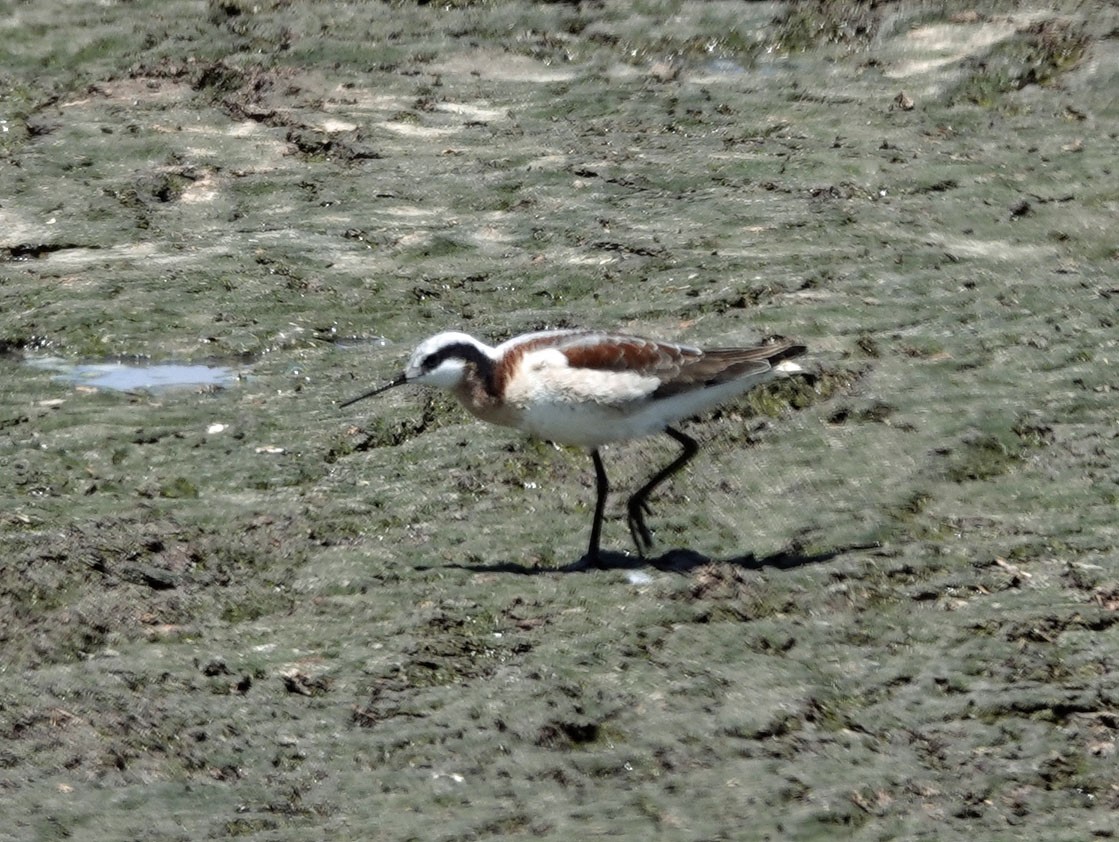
[559,334,805,399]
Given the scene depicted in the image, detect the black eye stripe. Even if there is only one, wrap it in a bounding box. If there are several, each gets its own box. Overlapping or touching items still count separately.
[421,342,489,372]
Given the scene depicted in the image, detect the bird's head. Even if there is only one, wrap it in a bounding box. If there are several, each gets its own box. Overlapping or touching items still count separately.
[339,331,491,407]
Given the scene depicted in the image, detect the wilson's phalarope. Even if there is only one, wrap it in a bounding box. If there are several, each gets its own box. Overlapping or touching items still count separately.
[341,329,806,564]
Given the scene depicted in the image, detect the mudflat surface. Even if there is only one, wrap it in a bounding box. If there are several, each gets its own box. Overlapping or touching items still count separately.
[2,2,1117,839]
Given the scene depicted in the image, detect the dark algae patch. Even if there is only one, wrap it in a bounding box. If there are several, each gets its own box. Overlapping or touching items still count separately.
[2,1,1118,840]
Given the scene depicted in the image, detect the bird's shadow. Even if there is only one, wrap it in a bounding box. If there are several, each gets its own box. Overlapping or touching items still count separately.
[430,541,881,576]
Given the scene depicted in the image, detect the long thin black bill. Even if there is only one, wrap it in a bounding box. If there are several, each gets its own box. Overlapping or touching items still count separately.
[338,374,408,409]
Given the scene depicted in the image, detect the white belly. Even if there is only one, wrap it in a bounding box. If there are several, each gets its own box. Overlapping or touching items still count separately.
[499,345,782,447]
[515,374,774,447]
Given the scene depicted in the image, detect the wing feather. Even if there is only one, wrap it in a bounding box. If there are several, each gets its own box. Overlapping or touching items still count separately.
[495,330,805,404]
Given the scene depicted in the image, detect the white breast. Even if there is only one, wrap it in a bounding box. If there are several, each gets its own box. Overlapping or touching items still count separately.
[505,347,660,407]
[498,348,662,445]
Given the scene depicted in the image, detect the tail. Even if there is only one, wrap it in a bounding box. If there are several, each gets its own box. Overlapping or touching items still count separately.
[653,339,807,398]
[765,342,807,376]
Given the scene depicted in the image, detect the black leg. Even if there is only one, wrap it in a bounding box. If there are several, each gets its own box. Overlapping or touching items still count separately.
[626,427,699,556]
[587,448,609,564]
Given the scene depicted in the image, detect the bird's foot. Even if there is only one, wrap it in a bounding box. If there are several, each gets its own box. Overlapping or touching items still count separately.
[626,497,655,557]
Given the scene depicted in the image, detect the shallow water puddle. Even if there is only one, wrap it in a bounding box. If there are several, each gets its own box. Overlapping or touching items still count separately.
[26,356,237,393]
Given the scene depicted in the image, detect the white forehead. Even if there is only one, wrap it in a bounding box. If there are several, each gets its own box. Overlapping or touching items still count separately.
[409,331,478,364]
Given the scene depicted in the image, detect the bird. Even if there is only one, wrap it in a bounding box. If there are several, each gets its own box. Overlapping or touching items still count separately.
[340,328,806,564]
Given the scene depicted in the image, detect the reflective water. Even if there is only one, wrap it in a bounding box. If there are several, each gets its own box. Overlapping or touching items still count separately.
[26,357,236,392]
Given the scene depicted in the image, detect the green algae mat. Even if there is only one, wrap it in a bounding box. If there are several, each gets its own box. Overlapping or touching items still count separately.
[2,2,1117,839]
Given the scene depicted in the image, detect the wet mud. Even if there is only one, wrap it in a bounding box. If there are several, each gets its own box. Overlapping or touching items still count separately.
[2,2,1118,839]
